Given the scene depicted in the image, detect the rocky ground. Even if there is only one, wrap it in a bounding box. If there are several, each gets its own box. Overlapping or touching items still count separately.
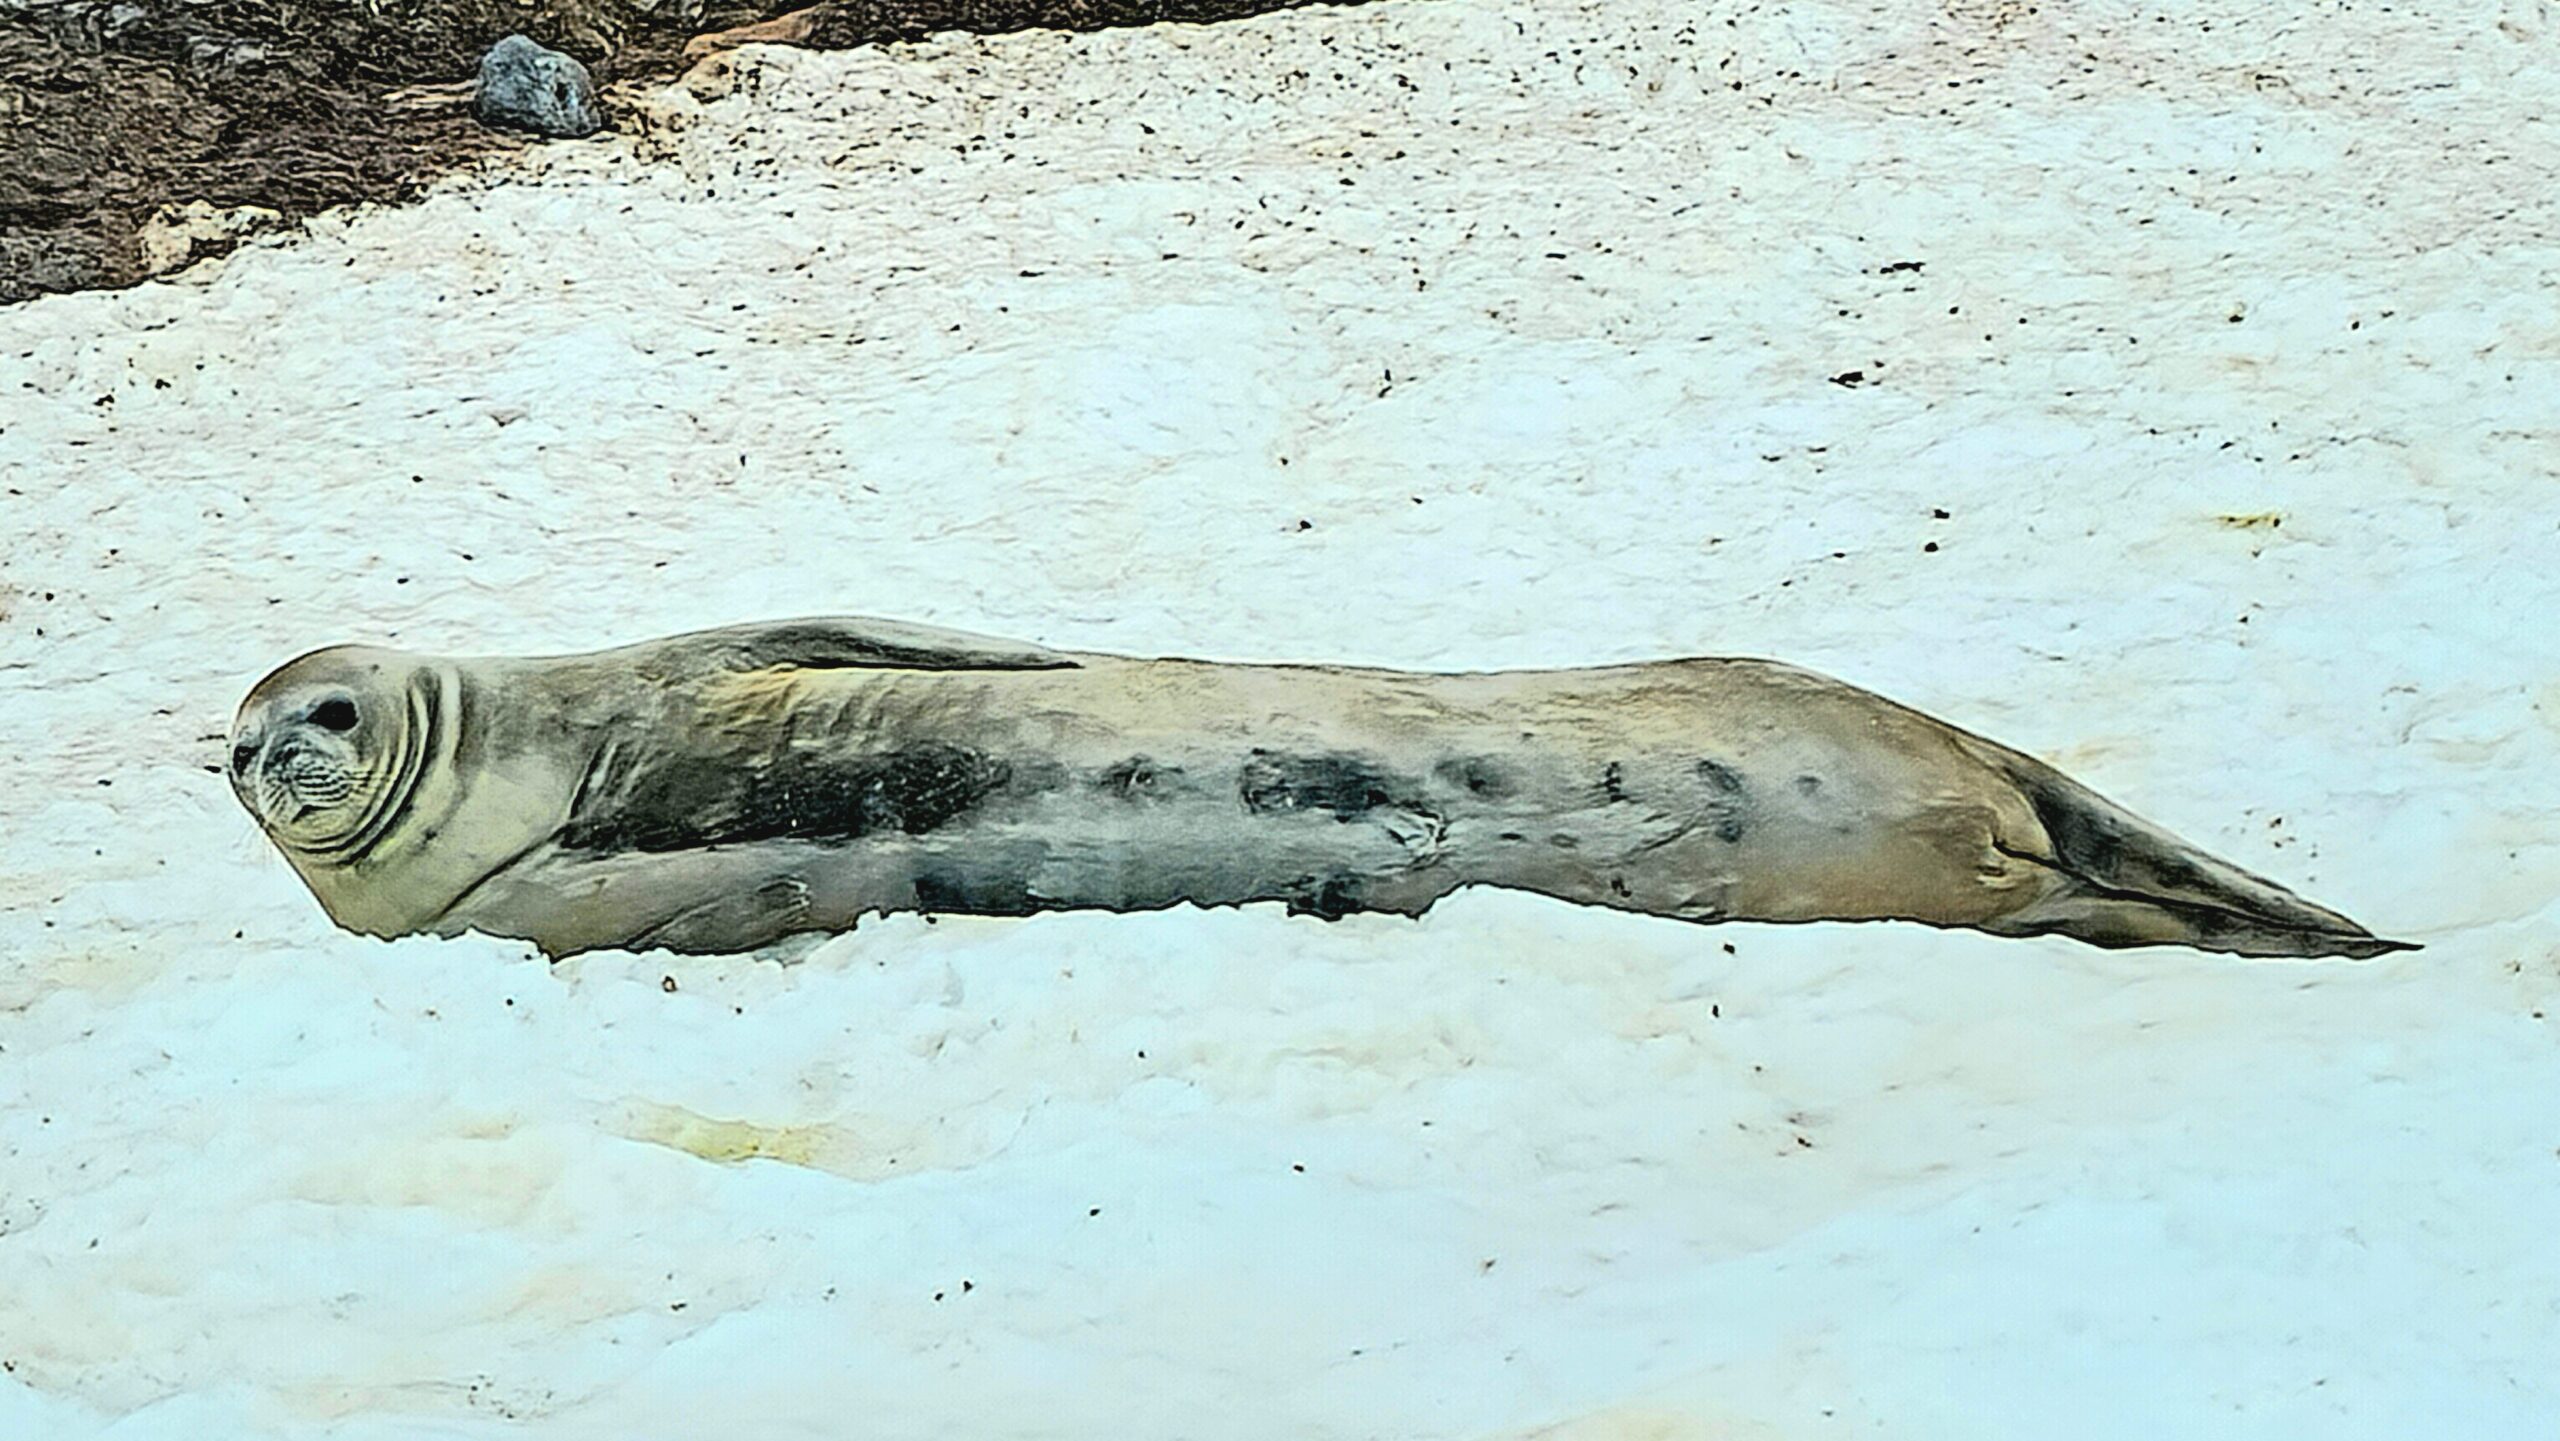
[0,0,1341,300]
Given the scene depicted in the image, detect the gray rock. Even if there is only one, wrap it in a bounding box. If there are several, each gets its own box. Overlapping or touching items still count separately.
[474,35,602,140]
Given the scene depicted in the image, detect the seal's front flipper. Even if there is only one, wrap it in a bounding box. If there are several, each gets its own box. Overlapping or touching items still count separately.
[1986,752,2412,959]
[630,877,814,955]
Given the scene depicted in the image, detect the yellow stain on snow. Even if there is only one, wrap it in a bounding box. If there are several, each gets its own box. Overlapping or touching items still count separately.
[0,946,165,1009]
[619,1101,862,1174]
[291,1127,573,1228]
[614,1100,1021,1181]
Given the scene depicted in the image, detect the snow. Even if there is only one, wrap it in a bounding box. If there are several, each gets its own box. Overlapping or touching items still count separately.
[3,0,2557,1435]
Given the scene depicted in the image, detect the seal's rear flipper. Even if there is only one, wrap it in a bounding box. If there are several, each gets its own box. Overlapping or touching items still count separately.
[1987,752,2414,960]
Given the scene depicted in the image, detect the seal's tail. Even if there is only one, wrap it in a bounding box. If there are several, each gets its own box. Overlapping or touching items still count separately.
[1982,748,2414,960]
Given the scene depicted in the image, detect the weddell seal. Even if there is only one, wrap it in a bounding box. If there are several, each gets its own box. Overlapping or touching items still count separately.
[223,616,2408,960]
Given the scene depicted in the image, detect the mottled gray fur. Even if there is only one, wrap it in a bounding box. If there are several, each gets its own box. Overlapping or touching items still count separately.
[226,617,2409,960]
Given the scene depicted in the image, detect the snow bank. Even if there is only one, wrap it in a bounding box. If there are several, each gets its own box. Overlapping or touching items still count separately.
[2,0,2555,1435]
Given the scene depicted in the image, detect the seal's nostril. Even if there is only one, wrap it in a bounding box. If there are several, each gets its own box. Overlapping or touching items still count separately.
[232,743,257,774]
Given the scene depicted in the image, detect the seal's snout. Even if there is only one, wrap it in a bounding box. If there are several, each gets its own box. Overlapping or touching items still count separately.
[227,646,435,886]
[276,744,354,803]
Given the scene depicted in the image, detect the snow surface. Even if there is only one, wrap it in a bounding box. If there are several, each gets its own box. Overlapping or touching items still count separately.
[4,0,2557,1435]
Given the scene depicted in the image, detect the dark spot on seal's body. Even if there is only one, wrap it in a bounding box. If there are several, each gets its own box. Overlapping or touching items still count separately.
[913,869,1042,916]
[561,743,1012,853]
[1601,761,1627,803]
[1098,755,1186,801]
[1286,873,1366,921]
[1008,757,1071,794]
[1794,774,1823,796]
[2022,779,2124,880]
[2021,776,2216,896]
[1695,759,1745,793]
[1433,756,1514,798]
[1695,759,1750,843]
[1238,750,1418,821]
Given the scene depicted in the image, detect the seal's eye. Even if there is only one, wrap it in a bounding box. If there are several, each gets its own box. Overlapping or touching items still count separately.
[311,699,359,732]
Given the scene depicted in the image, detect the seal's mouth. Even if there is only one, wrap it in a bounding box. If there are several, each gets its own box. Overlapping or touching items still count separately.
[236,737,360,834]
[281,749,355,805]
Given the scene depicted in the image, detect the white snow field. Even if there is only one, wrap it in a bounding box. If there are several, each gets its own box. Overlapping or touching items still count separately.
[3,0,2556,1435]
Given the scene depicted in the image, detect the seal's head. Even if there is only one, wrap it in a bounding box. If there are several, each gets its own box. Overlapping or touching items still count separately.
[228,646,432,862]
